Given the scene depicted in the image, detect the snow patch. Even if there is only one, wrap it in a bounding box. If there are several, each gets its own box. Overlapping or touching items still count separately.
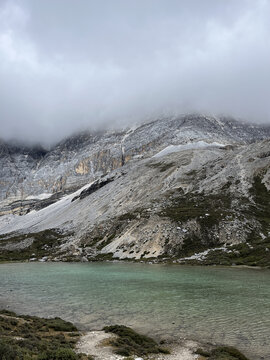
[153,141,227,158]
[26,193,53,200]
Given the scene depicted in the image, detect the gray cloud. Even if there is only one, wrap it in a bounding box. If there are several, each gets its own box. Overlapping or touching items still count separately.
[0,0,270,144]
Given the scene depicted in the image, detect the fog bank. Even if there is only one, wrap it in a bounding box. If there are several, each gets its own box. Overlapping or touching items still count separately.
[0,0,270,144]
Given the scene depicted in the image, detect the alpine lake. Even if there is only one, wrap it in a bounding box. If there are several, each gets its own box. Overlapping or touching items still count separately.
[0,262,269,360]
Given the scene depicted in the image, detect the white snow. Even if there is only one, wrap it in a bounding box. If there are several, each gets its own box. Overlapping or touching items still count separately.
[153,141,226,158]
[26,193,53,200]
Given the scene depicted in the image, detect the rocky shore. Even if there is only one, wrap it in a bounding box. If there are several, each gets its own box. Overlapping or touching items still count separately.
[76,330,200,360]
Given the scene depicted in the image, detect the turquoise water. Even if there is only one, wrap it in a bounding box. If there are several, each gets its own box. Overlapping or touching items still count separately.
[0,263,269,359]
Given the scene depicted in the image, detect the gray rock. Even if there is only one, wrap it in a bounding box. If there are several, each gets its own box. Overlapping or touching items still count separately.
[0,114,269,263]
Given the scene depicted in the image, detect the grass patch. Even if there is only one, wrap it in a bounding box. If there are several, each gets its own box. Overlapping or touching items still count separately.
[199,238,270,268]
[161,192,231,225]
[44,318,77,332]
[247,174,270,236]
[195,346,250,360]
[0,229,67,262]
[103,325,170,357]
[147,162,175,172]
[0,310,90,360]
[94,252,115,261]
[195,348,211,357]
[180,235,218,258]
[194,174,270,267]
[209,346,249,360]
[160,192,231,257]
[161,174,270,267]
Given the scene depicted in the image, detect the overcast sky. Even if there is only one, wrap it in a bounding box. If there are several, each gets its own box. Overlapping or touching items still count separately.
[0,0,270,144]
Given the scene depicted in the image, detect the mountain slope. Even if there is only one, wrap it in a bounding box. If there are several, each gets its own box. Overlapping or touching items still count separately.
[1,114,270,212]
[0,115,270,266]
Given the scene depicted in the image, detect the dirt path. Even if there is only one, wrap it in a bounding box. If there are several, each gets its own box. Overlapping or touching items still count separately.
[76,331,124,360]
[76,331,200,360]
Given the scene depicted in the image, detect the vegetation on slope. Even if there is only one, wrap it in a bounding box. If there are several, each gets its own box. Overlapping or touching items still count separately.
[160,190,233,257]
[199,174,270,267]
[159,173,270,267]
[0,172,269,267]
[247,174,270,236]
[0,229,67,262]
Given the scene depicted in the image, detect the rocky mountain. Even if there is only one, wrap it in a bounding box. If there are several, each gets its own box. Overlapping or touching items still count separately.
[0,114,270,267]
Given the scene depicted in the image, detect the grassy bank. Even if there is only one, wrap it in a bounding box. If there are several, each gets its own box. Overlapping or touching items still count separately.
[0,310,91,360]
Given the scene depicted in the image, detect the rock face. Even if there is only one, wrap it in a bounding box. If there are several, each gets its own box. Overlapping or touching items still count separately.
[0,114,270,266]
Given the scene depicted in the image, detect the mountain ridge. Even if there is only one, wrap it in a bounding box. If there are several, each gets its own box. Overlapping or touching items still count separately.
[0,114,269,267]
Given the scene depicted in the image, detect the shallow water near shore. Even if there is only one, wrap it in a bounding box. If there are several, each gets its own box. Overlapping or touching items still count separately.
[0,262,269,359]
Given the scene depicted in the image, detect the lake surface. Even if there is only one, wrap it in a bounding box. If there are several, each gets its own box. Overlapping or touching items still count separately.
[0,262,269,359]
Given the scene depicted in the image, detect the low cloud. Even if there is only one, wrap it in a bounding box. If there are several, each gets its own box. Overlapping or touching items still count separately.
[0,0,270,144]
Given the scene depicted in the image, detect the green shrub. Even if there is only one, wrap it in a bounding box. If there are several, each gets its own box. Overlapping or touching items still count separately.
[210,346,249,360]
[38,348,78,360]
[0,339,21,360]
[46,318,77,332]
[55,348,78,360]
[0,311,84,360]
[195,347,210,357]
[103,325,170,356]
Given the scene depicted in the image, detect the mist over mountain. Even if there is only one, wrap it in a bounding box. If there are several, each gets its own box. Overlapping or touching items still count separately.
[1,0,270,145]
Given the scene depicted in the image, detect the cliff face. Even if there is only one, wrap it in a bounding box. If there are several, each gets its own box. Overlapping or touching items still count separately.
[0,114,270,266]
[0,132,125,213]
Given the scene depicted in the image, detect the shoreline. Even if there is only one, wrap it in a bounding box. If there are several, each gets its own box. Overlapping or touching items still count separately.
[0,259,267,270]
[76,330,202,360]
[0,308,258,360]
[0,305,260,360]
